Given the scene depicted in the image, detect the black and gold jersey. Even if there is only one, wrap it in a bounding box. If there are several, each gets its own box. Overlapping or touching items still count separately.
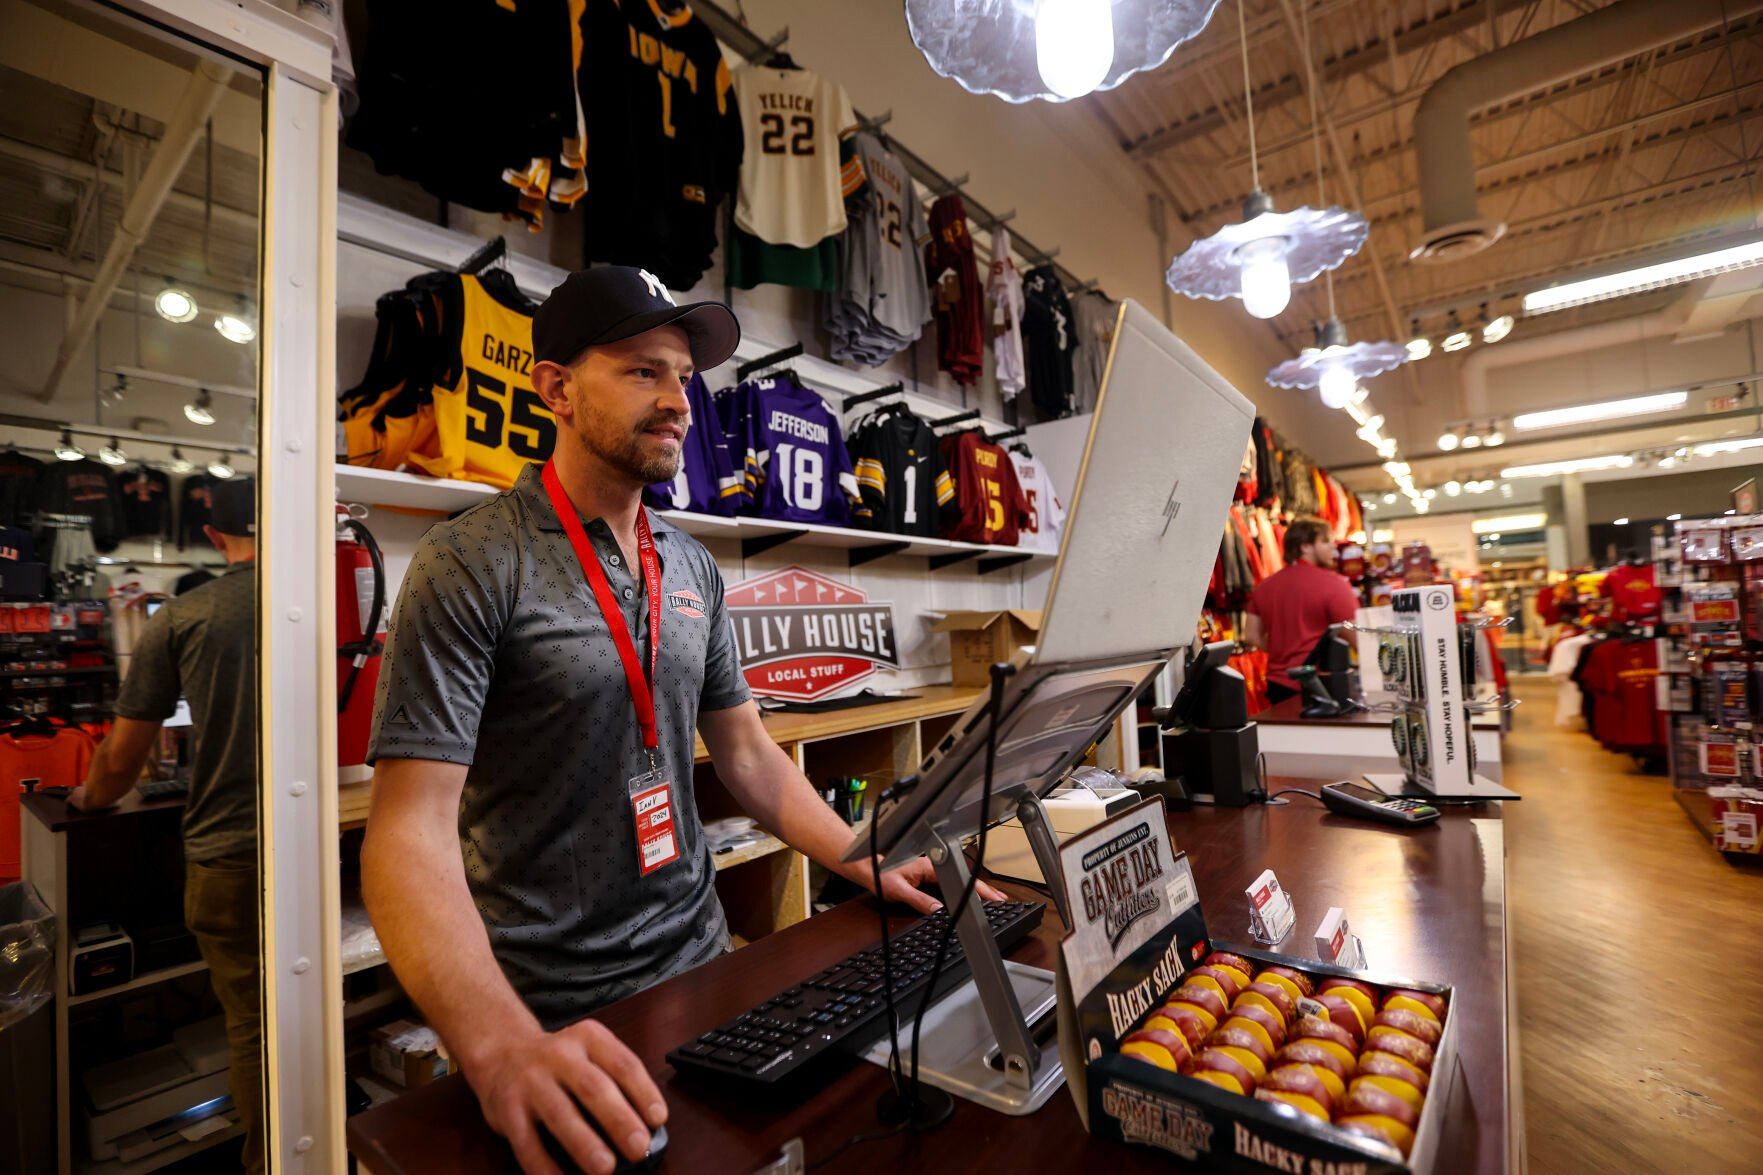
[407,272,553,488]
[580,0,743,290]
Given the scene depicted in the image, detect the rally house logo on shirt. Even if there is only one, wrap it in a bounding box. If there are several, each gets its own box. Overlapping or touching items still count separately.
[667,588,706,619]
[726,566,898,701]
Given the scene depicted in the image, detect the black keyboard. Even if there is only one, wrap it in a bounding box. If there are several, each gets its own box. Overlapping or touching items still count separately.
[666,899,1044,1084]
[137,778,190,801]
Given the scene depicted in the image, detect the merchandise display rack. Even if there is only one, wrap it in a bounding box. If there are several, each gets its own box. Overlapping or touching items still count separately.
[1659,517,1763,856]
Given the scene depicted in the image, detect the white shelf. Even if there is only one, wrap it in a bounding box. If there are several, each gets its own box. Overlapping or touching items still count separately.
[74,1118,243,1174]
[342,944,388,978]
[68,959,207,1007]
[336,465,497,513]
[334,466,1056,565]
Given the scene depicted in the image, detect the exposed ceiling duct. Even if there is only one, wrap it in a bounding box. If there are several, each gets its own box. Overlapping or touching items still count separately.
[1411,0,1763,264]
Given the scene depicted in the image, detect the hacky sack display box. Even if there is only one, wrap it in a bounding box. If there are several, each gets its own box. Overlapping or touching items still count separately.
[1053,802,1460,1173]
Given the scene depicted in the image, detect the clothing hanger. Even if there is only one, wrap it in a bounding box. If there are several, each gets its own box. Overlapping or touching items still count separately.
[767,49,802,69]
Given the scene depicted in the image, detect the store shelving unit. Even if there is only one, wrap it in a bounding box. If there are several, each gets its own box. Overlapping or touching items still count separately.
[334,466,1054,573]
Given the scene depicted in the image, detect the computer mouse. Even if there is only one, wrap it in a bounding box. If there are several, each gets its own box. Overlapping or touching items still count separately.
[543,1121,667,1173]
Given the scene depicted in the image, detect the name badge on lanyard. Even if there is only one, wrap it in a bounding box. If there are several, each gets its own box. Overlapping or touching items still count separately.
[542,461,680,876]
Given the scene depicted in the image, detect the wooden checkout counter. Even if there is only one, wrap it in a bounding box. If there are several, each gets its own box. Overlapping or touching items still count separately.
[346,780,1518,1174]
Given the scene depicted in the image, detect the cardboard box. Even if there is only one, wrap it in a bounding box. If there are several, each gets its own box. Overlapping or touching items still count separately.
[929,610,1042,687]
[369,1020,452,1089]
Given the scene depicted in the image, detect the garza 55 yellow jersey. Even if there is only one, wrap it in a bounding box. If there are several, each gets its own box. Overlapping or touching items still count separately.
[405,272,555,489]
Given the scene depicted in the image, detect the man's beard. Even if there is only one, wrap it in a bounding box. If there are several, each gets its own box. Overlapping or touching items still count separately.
[579,407,683,485]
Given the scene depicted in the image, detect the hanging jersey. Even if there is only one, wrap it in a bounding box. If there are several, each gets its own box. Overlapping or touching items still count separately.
[119,468,173,540]
[941,431,1029,545]
[733,65,859,248]
[178,474,216,550]
[0,449,42,527]
[1009,452,1065,553]
[849,410,955,537]
[734,375,859,525]
[581,0,743,290]
[406,273,554,490]
[987,226,1026,399]
[1023,264,1078,417]
[925,194,984,386]
[847,132,931,340]
[644,375,744,516]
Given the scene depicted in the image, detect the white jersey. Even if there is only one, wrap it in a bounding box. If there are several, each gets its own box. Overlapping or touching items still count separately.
[1009,451,1065,553]
[987,227,1026,399]
[733,65,858,247]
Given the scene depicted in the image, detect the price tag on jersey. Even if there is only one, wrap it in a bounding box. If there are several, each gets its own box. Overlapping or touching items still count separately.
[629,770,680,876]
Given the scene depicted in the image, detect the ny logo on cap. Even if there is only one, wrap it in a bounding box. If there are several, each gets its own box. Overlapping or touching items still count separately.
[639,270,676,306]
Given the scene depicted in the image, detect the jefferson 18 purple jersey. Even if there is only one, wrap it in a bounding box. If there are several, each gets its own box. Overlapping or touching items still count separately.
[731,374,859,525]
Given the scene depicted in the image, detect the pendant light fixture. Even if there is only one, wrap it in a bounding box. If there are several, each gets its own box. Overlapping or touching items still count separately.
[98,437,128,466]
[906,0,1223,103]
[1165,0,1366,319]
[184,388,217,426]
[207,453,236,480]
[1267,317,1408,407]
[169,447,196,474]
[1262,4,1406,406]
[54,428,85,462]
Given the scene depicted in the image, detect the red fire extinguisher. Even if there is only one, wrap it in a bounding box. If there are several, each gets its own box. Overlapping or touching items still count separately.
[337,505,386,782]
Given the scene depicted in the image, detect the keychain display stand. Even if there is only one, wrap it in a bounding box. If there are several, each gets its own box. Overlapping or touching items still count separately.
[1353,584,1519,801]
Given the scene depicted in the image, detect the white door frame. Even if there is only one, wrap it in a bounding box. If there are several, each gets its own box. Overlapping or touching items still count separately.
[103,2,344,1169]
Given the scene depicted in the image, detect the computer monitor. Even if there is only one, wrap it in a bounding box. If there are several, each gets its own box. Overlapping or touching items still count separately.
[838,300,1255,1116]
[850,301,1256,872]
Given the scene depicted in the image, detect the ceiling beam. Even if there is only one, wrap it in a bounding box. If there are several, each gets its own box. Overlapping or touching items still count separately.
[1205,15,1760,176]
[1127,1,1493,160]
[1183,80,1763,226]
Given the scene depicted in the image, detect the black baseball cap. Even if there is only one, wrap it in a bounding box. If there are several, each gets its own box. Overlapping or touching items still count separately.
[210,475,255,536]
[532,266,741,371]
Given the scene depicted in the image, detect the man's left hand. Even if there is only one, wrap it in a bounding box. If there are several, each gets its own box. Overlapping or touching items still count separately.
[874,856,1007,916]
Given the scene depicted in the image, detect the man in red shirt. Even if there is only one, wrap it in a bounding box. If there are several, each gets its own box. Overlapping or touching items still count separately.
[1244,518,1360,707]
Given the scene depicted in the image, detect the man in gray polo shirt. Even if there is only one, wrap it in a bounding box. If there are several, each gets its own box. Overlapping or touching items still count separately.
[71,475,262,1173]
[361,267,997,1175]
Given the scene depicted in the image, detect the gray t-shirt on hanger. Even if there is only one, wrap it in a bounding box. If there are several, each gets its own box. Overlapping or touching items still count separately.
[368,464,751,1029]
[113,561,258,863]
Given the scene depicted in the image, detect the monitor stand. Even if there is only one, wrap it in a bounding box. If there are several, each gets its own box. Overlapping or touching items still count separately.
[859,792,1069,1116]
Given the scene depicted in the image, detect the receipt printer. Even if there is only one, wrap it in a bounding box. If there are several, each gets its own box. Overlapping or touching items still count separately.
[985,776,1141,885]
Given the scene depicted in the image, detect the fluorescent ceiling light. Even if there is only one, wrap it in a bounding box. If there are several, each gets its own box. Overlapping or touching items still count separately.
[1693,437,1763,456]
[1523,238,1763,314]
[1512,390,1686,431]
[1667,513,1682,521]
[1501,455,1635,478]
[1614,517,1630,525]
[1472,512,1546,535]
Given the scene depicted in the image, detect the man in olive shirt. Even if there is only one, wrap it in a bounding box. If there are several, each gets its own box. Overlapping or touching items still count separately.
[362,268,997,1175]
[71,476,261,1173]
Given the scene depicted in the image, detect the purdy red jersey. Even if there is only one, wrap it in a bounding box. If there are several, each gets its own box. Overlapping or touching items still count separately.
[939,431,1029,545]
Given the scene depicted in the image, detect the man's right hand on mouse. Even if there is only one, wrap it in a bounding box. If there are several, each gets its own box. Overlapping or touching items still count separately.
[462,1018,665,1175]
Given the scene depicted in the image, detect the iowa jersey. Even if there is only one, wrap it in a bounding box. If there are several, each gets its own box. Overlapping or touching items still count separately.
[581,0,743,291]
[849,408,955,537]
[406,273,554,489]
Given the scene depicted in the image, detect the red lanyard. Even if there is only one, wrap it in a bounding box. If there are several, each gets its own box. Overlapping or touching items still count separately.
[541,460,663,752]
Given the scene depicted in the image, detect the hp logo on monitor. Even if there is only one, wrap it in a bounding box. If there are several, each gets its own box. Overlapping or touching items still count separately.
[1160,480,1182,537]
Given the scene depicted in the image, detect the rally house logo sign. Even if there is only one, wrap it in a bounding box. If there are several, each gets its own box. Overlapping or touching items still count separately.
[726,566,898,701]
